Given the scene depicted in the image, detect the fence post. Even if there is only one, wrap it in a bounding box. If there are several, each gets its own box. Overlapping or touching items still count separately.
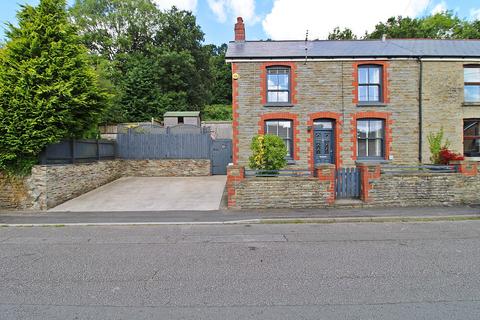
[227,165,245,209]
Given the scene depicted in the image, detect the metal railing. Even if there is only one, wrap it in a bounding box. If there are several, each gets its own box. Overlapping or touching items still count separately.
[380,164,457,174]
[245,169,313,177]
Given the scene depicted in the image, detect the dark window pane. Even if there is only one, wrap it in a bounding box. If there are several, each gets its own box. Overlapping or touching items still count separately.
[464,120,479,136]
[265,121,278,135]
[358,140,367,158]
[464,67,480,83]
[368,139,383,157]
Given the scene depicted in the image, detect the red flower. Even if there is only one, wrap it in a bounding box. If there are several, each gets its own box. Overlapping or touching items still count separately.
[439,148,464,165]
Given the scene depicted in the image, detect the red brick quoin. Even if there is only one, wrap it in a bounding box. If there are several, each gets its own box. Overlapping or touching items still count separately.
[352,61,390,104]
[232,63,240,165]
[258,112,300,161]
[350,111,394,161]
[307,112,343,170]
[260,62,298,105]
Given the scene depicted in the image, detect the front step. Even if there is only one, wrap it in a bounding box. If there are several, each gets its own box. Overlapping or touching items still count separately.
[333,199,365,208]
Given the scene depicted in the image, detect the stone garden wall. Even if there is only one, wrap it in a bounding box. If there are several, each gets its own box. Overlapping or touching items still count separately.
[0,159,211,211]
[227,162,480,210]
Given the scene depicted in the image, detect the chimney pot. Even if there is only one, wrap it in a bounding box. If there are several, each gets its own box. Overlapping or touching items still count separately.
[234,17,245,42]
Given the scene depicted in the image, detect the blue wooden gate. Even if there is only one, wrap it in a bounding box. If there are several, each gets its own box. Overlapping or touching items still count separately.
[335,168,361,199]
[211,139,232,175]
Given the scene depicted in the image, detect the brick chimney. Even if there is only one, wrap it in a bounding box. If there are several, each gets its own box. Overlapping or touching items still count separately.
[234,17,245,41]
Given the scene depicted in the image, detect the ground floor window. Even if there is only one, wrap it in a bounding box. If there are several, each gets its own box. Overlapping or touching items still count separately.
[264,120,293,158]
[464,119,480,157]
[357,119,384,159]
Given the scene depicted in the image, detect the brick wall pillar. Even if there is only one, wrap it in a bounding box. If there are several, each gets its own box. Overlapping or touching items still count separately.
[227,164,245,208]
[451,160,478,177]
[315,164,336,205]
[357,162,381,202]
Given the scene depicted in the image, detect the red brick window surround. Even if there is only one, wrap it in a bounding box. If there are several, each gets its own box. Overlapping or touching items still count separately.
[260,62,298,106]
[350,112,393,161]
[258,113,300,161]
[352,61,390,105]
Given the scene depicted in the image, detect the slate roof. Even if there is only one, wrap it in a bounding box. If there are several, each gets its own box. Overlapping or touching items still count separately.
[226,39,480,59]
[164,111,200,117]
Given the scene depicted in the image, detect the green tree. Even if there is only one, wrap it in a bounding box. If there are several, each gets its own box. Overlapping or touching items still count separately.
[0,0,105,174]
[366,12,480,39]
[328,27,357,40]
[206,43,232,105]
[70,0,213,122]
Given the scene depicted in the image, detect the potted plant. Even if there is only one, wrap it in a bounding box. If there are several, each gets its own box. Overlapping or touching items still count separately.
[248,134,287,176]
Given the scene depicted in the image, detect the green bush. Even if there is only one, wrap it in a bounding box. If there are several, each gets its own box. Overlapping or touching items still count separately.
[0,0,105,175]
[248,135,287,171]
[427,128,450,164]
[202,104,232,121]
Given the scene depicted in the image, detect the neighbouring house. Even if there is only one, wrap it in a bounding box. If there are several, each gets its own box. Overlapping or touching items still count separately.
[164,111,201,127]
[226,17,480,170]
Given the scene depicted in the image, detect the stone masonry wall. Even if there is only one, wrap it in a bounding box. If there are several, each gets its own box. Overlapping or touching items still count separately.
[123,159,211,177]
[233,177,332,209]
[234,60,420,169]
[0,159,212,211]
[45,160,123,209]
[368,172,480,207]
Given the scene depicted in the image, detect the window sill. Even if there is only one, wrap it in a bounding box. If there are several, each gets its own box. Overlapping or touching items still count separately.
[264,103,294,108]
[462,102,480,107]
[356,102,388,107]
[465,156,480,161]
[356,159,390,164]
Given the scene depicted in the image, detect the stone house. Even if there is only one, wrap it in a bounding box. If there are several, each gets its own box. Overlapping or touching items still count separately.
[226,17,480,171]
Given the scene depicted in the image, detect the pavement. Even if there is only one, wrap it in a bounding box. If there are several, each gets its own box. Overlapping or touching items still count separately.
[1,205,479,226]
[1,221,480,319]
[49,176,227,212]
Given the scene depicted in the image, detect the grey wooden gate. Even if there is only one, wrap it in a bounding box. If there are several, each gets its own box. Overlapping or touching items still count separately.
[335,168,361,199]
[211,139,232,175]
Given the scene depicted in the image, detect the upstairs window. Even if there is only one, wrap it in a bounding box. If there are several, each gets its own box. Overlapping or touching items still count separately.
[265,120,293,159]
[464,119,480,157]
[267,67,290,104]
[464,66,480,103]
[358,65,383,103]
[357,119,384,159]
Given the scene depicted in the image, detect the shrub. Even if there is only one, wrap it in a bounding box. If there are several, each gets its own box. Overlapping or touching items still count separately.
[202,104,232,121]
[427,128,450,164]
[248,135,287,171]
[439,148,464,165]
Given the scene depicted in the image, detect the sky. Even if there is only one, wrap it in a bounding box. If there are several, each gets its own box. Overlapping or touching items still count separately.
[1,0,480,45]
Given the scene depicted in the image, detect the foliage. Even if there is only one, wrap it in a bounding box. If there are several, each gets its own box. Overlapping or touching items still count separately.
[202,104,232,121]
[439,148,464,165]
[328,27,357,40]
[427,128,450,164]
[248,135,287,171]
[70,1,213,122]
[206,43,232,105]
[366,11,480,39]
[0,0,105,174]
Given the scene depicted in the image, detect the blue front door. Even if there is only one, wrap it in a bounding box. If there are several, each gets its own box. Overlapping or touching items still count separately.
[314,120,335,165]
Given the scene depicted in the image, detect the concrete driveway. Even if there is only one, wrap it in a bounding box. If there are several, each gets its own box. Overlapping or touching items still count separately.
[50,176,227,212]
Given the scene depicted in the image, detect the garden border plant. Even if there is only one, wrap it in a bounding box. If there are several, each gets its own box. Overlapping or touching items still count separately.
[248,134,287,175]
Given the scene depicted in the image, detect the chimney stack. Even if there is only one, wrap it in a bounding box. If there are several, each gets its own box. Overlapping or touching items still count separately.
[234,17,245,42]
